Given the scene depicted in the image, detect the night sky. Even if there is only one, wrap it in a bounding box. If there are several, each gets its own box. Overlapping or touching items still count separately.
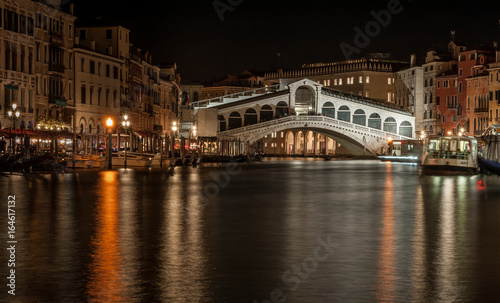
[72,0,499,82]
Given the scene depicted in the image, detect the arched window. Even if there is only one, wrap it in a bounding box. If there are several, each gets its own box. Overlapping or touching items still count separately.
[383,117,397,133]
[337,105,351,122]
[88,124,93,134]
[96,125,100,135]
[458,104,462,116]
[321,102,335,118]
[80,123,84,133]
[368,113,382,129]
[244,108,258,126]
[353,109,366,126]
[399,121,413,137]
[260,105,273,122]
[276,101,288,117]
[228,112,242,129]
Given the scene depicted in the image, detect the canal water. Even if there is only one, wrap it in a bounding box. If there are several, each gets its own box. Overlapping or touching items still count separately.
[1,159,500,302]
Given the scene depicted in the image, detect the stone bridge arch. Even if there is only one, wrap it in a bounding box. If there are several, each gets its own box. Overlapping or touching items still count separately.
[219,116,410,156]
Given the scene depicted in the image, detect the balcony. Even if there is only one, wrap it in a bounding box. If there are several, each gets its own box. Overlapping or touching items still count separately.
[49,31,64,46]
[49,63,65,74]
[474,107,488,113]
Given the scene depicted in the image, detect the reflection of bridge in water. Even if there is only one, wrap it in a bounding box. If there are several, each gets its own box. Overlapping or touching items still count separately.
[192,79,415,157]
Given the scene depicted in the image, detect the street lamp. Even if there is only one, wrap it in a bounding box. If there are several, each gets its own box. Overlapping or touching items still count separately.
[172,121,178,158]
[106,117,114,169]
[122,115,131,168]
[7,103,21,155]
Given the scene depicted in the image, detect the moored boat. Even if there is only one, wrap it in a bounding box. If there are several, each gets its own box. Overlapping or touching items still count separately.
[65,155,95,168]
[379,139,423,164]
[421,135,478,175]
[112,152,152,167]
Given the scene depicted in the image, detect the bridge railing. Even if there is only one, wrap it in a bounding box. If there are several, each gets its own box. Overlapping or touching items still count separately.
[190,84,281,108]
[321,87,412,116]
[219,115,412,141]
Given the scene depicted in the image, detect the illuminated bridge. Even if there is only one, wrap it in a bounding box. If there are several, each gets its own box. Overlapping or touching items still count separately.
[191,79,415,156]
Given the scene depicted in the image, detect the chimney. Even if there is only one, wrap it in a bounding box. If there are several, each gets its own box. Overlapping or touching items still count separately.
[410,54,416,68]
[494,41,499,49]
[69,2,74,15]
[90,40,95,51]
[497,50,500,63]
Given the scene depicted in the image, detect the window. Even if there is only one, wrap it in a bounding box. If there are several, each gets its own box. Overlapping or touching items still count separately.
[388,78,391,85]
[106,29,112,39]
[334,79,338,86]
[437,81,440,89]
[81,85,86,104]
[460,69,463,77]
[106,64,110,77]
[459,82,462,94]
[359,76,363,83]
[89,86,93,105]
[436,96,440,105]
[36,13,41,28]
[366,76,370,83]
[387,92,392,102]
[113,66,118,79]
[90,61,95,74]
[339,78,343,85]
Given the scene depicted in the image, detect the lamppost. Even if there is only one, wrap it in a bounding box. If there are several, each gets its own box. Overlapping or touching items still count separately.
[192,125,197,157]
[106,118,114,169]
[7,103,21,155]
[122,115,130,168]
[172,121,178,158]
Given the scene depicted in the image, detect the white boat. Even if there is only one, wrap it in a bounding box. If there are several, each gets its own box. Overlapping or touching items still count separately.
[112,152,153,167]
[66,155,95,168]
[421,135,478,175]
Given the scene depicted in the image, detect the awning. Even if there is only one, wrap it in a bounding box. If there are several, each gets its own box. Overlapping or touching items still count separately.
[0,128,37,138]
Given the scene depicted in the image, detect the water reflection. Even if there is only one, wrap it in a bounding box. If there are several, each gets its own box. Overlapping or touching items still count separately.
[376,164,396,302]
[159,168,208,302]
[4,161,500,302]
[86,171,125,302]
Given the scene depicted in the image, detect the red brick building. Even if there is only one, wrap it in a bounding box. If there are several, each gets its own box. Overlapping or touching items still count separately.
[436,73,459,135]
[456,47,495,135]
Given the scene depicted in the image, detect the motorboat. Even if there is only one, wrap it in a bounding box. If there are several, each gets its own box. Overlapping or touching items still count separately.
[379,139,423,164]
[478,124,500,175]
[112,152,152,167]
[421,135,478,175]
[65,155,95,168]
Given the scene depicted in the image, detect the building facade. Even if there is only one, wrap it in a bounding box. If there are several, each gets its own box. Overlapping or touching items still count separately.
[394,62,424,136]
[0,0,75,130]
[73,46,122,135]
[264,53,408,103]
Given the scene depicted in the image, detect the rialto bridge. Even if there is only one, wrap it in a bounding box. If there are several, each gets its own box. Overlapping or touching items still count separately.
[191,79,415,157]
